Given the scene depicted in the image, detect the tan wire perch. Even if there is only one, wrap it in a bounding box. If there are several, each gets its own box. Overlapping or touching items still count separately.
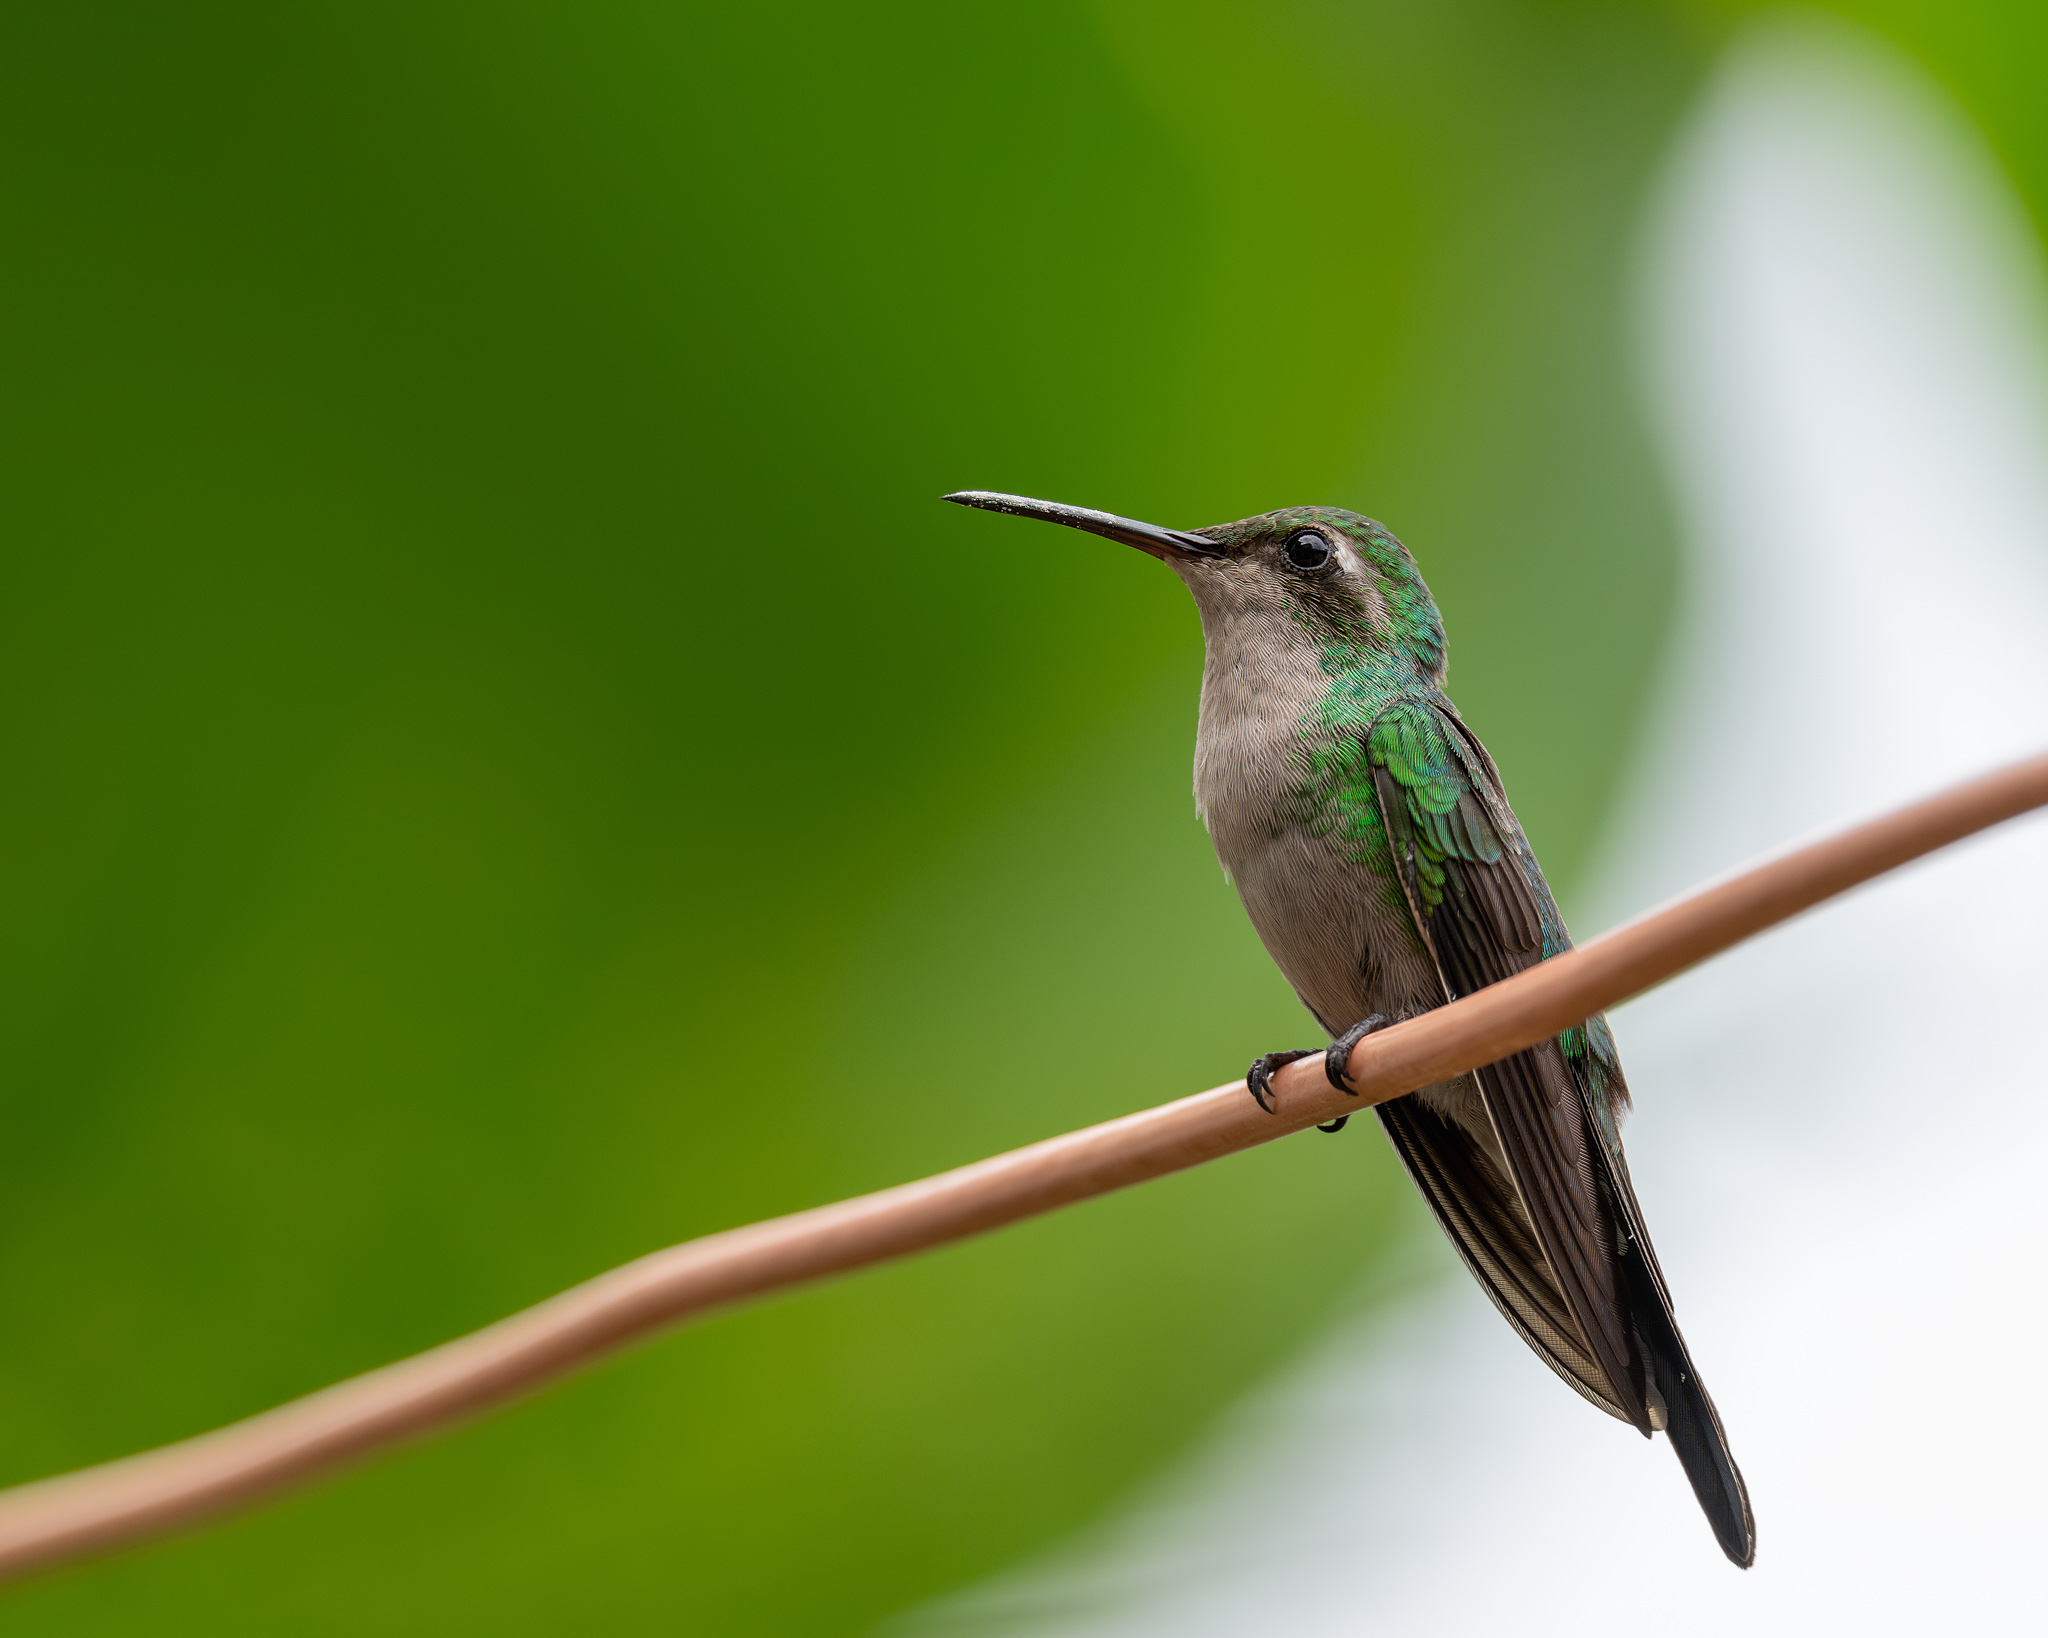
[0,753,2045,1583]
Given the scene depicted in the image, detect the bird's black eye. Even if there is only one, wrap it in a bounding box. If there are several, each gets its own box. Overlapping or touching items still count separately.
[1282,530,1332,571]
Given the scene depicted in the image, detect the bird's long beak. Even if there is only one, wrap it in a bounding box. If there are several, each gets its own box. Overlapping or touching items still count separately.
[943,491,1223,560]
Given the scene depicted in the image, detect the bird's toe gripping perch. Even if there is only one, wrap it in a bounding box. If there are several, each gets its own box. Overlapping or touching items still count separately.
[1246,1015,1392,1133]
[1244,1049,1316,1116]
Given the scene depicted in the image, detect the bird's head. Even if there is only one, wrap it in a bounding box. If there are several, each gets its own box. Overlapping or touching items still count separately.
[944,491,1446,683]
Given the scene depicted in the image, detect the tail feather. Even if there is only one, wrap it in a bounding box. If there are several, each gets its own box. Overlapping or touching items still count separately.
[1620,1229,1756,1567]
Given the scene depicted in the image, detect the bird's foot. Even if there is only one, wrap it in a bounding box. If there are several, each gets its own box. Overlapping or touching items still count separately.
[1310,1016,1390,1134]
[1323,1014,1392,1095]
[1246,1049,1316,1115]
[1249,1017,1392,1131]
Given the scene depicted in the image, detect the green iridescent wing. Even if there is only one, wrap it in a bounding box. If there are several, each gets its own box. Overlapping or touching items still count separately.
[1363,697,1754,1564]
[1354,699,1637,1417]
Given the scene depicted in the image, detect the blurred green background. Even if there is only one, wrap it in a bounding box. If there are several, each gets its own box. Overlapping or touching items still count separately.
[0,1,2042,1632]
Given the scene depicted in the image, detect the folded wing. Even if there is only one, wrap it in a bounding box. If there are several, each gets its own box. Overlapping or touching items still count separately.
[1363,697,1754,1566]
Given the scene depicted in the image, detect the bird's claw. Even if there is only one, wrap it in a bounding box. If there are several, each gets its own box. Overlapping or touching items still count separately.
[1324,1014,1391,1094]
[1248,1018,1391,1128]
[1246,1049,1316,1115]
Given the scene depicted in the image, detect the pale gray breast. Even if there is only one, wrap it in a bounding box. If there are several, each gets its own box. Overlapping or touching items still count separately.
[1181,585,1495,1157]
[1187,623,1442,1037]
[1188,624,1318,876]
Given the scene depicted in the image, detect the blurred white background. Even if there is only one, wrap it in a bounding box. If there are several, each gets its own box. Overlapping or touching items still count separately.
[908,12,2048,1633]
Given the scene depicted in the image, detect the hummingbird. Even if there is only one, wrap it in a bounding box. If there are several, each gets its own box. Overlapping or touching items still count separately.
[946,490,1755,1568]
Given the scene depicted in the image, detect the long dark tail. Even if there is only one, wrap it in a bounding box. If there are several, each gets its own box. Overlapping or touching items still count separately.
[1375,1089,1757,1565]
[1617,1218,1756,1567]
